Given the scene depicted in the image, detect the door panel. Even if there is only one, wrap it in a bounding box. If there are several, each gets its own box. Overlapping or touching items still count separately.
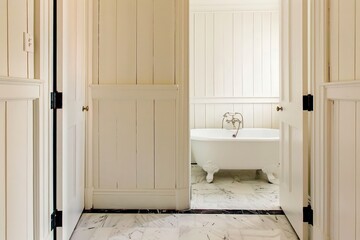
[279,0,308,239]
[59,0,86,238]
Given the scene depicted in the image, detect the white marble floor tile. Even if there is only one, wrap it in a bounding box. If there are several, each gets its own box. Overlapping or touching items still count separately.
[191,165,280,210]
[71,214,298,240]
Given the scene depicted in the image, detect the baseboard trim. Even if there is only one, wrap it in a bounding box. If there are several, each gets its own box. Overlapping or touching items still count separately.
[92,189,177,209]
[83,208,284,215]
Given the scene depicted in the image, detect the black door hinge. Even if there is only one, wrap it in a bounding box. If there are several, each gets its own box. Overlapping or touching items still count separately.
[303,205,313,225]
[51,91,63,110]
[303,94,314,111]
[51,210,63,230]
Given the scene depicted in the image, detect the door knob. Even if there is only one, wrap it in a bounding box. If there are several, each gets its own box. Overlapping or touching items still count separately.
[276,106,283,112]
[82,106,89,112]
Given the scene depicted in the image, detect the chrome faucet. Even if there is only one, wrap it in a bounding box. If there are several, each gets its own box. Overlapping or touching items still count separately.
[222,112,244,138]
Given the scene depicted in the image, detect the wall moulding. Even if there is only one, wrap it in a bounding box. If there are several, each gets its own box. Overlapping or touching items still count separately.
[190,0,279,12]
[191,97,279,104]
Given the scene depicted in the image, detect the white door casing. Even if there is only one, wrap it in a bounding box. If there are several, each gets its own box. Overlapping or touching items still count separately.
[279,0,309,239]
[58,0,86,239]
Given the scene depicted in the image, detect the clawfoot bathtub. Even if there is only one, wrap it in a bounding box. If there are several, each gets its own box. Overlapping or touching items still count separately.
[191,128,279,183]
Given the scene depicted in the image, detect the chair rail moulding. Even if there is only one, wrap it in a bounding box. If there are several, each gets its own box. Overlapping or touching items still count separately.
[90,84,179,100]
[0,77,43,100]
[190,0,279,12]
[191,97,279,104]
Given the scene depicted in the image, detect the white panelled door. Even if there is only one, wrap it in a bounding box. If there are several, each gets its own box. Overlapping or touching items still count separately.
[279,0,309,239]
[59,0,86,239]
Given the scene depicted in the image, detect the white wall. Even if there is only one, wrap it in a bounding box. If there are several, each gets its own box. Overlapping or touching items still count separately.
[189,1,280,129]
[89,0,189,209]
[322,1,360,239]
[329,0,360,82]
[0,0,51,239]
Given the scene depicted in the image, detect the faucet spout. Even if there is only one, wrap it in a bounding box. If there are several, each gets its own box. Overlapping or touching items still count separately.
[222,112,244,138]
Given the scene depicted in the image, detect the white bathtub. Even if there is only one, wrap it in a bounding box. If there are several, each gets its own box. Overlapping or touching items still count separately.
[191,128,280,183]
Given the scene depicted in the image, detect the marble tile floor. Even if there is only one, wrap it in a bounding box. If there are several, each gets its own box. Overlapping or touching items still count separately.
[191,165,280,210]
[71,213,298,240]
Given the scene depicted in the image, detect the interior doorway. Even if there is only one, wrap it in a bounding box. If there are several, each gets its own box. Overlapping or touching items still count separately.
[189,0,281,211]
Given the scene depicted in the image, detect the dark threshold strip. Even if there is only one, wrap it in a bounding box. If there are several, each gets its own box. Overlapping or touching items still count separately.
[83,209,284,215]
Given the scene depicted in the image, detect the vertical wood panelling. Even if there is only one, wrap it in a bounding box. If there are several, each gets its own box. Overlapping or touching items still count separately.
[0,103,5,240]
[214,13,225,96]
[194,104,206,128]
[155,100,176,189]
[26,101,33,240]
[189,104,195,129]
[8,0,27,78]
[116,101,137,188]
[117,0,136,84]
[194,14,206,96]
[330,0,339,81]
[190,10,279,129]
[338,0,355,81]
[242,13,254,97]
[98,101,118,188]
[357,3,360,80]
[254,13,262,97]
[190,103,278,129]
[243,104,254,128]
[205,104,215,128]
[205,13,214,96]
[338,101,356,239]
[253,104,263,127]
[93,0,99,84]
[271,12,279,96]
[6,101,33,240]
[154,0,175,84]
[137,0,154,84]
[136,100,155,189]
[234,13,243,96]
[99,0,117,84]
[98,100,138,189]
[190,13,195,97]
[0,0,7,76]
[330,0,360,82]
[223,14,233,97]
[331,101,340,240]
[262,13,271,96]
[356,102,360,240]
[27,0,34,79]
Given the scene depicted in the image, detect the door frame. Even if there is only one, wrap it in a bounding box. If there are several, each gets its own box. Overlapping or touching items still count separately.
[311,0,330,239]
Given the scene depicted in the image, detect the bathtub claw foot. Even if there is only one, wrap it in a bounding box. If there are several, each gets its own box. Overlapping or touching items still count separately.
[206,172,215,183]
[202,164,219,183]
[262,169,279,185]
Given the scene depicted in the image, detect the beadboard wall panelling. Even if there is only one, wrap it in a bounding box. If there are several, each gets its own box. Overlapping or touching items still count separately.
[190,11,279,97]
[330,100,360,240]
[190,0,279,12]
[0,103,4,240]
[98,0,175,85]
[190,103,279,129]
[190,8,279,129]
[0,0,7,76]
[330,0,360,82]
[91,0,188,209]
[91,85,178,208]
[0,0,34,78]
[6,101,34,240]
[325,82,360,240]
